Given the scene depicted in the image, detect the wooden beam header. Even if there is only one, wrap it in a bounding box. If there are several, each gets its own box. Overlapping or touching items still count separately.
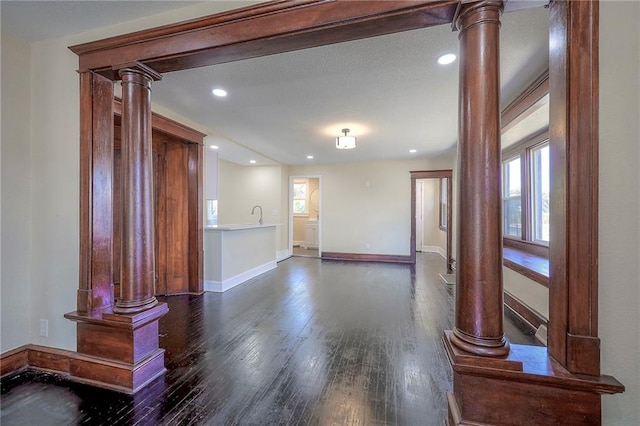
[69,0,458,76]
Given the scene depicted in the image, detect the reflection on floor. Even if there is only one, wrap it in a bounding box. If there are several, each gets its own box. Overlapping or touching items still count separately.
[293,245,319,258]
[1,253,539,425]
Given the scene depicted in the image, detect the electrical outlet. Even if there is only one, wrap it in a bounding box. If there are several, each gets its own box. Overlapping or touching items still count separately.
[39,319,49,337]
[365,243,371,250]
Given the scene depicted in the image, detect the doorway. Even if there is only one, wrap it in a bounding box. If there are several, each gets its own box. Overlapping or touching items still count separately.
[290,176,321,258]
[411,170,453,272]
[415,178,447,260]
[113,101,205,296]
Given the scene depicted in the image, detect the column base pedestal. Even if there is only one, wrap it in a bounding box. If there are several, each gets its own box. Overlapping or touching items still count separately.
[65,302,169,394]
[442,331,624,426]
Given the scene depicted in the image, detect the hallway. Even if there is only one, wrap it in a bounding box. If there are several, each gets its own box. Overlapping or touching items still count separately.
[1,254,535,425]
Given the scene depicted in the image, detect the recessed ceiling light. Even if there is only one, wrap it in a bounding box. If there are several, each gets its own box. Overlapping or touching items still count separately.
[212,88,227,97]
[437,53,456,65]
[209,145,219,150]
[306,155,314,159]
[409,149,417,153]
[249,160,256,164]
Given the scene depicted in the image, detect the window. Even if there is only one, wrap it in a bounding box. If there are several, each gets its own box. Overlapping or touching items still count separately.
[293,179,308,216]
[531,143,550,243]
[502,131,550,249]
[439,178,449,231]
[503,157,522,238]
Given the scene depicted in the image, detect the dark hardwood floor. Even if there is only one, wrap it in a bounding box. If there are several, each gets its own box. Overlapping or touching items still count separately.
[1,254,538,425]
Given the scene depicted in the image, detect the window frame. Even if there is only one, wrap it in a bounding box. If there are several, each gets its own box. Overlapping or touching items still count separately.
[502,154,523,239]
[292,178,309,217]
[502,129,550,256]
[439,177,448,231]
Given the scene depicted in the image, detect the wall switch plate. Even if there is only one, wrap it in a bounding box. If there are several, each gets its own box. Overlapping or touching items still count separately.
[39,319,49,337]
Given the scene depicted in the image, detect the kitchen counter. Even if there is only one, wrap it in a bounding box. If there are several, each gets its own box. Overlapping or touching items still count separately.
[204,224,277,292]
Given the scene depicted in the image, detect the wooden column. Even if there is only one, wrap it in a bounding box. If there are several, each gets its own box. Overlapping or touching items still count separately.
[449,0,509,357]
[442,2,623,424]
[114,66,161,314]
[65,63,169,394]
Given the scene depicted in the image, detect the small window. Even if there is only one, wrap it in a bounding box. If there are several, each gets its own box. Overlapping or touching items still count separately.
[503,156,522,238]
[293,179,308,216]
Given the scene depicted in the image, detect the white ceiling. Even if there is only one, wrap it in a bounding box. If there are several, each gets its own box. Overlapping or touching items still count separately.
[2,1,550,166]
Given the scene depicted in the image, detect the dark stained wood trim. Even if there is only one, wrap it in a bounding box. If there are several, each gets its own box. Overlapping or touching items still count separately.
[70,0,459,75]
[503,238,549,259]
[410,170,452,180]
[504,290,548,331]
[410,170,453,272]
[501,70,549,133]
[0,345,29,377]
[77,72,93,313]
[1,345,76,378]
[113,98,206,145]
[77,72,115,314]
[188,144,204,294]
[549,0,601,376]
[445,335,622,395]
[443,332,623,424]
[503,250,550,288]
[28,346,73,374]
[321,252,413,264]
[0,344,164,395]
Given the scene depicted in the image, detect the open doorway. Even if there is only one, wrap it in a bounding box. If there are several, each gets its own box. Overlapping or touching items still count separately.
[415,178,447,257]
[289,176,321,258]
[411,170,453,272]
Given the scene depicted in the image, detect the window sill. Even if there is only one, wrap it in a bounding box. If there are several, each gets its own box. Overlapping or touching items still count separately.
[503,246,549,288]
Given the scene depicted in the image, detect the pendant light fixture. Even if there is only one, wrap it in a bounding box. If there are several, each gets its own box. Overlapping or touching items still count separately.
[336,128,357,150]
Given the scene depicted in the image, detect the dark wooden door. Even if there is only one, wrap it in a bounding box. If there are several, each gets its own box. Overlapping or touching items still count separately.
[157,138,191,294]
[113,127,193,297]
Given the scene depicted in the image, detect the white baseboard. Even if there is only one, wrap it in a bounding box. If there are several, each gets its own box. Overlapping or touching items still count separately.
[535,324,548,346]
[293,240,305,247]
[277,249,292,262]
[422,246,446,259]
[204,260,277,293]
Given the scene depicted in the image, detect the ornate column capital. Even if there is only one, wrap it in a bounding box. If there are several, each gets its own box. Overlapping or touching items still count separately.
[453,1,504,33]
[114,61,162,82]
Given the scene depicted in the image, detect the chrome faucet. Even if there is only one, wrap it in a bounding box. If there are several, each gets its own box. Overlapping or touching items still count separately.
[251,205,263,225]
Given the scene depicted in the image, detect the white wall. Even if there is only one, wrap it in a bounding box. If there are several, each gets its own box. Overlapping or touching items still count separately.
[599,1,640,423]
[1,32,33,352]
[217,160,288,253]
[503,268,549,319]
[290,156,455,256]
